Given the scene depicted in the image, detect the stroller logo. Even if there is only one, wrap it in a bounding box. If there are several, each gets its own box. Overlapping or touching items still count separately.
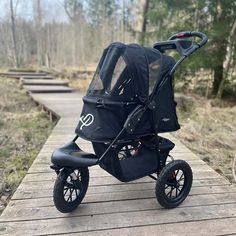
[79,114,94,130]
[162,117,170,122]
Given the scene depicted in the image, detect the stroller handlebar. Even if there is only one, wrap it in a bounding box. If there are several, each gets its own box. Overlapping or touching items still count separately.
[169,31,208,48]
[152,31,208,76]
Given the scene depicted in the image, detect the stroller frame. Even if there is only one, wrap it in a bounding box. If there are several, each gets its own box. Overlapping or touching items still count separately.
[51,31,208,213]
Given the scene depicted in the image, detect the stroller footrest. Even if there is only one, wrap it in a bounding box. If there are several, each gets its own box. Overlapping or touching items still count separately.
[51,141,98,168]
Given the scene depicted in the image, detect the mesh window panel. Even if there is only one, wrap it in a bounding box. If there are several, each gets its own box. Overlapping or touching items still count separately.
[149,59,161,94]
[110,56,127,92]
[88,69,104,92]
[87,56,127,96]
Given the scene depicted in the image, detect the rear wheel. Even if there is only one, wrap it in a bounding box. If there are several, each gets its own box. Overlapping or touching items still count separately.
[53,167,89,213]
[156,160,192,208]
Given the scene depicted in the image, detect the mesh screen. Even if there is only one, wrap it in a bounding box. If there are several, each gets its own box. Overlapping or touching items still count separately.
[87,54,133,99]
[149,59,161,94]
[110,57,127,92]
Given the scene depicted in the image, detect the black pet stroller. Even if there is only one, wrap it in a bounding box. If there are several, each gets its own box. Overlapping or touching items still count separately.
[51,31,208,213]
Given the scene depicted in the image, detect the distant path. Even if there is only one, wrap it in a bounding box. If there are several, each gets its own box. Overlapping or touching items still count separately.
[0,72,236,235]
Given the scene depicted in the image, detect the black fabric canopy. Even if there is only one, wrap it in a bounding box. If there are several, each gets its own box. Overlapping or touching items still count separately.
[75,42,179,142]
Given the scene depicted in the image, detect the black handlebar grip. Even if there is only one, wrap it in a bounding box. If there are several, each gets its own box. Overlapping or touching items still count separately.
[190,31,208,47]
[169,31,208,48]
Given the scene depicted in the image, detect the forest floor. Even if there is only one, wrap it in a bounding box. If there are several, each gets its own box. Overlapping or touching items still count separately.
[0,78,55,214]
[173,94,236,183]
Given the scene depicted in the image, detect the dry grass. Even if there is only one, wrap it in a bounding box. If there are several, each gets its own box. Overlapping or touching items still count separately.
[50,67,94,92]
[174,95,236,183]
[0,78,55,214]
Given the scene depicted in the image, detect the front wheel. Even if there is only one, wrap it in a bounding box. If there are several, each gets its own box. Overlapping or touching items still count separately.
[53,167,89,213]
[156,160,192,209]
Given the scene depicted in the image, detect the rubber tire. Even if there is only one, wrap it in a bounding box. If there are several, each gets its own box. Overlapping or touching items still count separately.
[156,160,192,209]
[53,167,89,213]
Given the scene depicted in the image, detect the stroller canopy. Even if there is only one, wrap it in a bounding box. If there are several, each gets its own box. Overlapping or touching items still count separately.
[87,42,174,102]
[76,42,179,142]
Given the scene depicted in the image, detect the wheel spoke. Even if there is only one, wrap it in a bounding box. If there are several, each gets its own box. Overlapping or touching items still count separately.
[175,169,179,177]
[177,173,184,182]
[166,189,172,197]
[71,188,75,201]
[166,186,174,198]
[165,184,170,189]
[175,186,179,197]
[177,186,182,192]
[69,188,74,202]
[63,188,69,196]
[166,181,174,186]
[170,187,173,198]
[75,189,79,197]
[66,189,71,202]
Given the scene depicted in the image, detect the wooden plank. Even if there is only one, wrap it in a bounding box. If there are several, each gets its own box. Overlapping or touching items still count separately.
[2,193,236,222]
[22,79,69,86]
[11,178,233,200]
[5,183,236,207]
[18,175,230,192]
[23,85,74,93]
[23,167,226,182]
[20,75,53,79]
[1,203,236,235]
[5,185,235,211]
[1,72,48,76]
[62,218,236,236]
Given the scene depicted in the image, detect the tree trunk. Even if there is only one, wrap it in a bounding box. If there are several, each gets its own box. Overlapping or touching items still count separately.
[35,0,44,65]
[139,0,150,45]
[213,63,224,95]
[10,0,19,67]
[217,19,236,98]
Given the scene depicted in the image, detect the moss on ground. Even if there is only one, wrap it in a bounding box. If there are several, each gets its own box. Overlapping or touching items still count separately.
[0,78,55,213]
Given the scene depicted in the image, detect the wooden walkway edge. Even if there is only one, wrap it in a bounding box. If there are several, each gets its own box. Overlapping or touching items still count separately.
[0,78,236,235]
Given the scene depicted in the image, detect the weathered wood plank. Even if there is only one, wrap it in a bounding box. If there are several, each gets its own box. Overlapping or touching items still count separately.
[5,185,235,214]
[2,193,236,223]
[1,203,236,235]
[11,178,233,200]
[23,85,74,93]
[1,72,49,77]
[23,165,230,183]
[62,218,236,236]
[22,79,69,86]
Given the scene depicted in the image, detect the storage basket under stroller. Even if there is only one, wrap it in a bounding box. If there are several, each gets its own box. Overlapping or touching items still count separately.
[93,136,175,182]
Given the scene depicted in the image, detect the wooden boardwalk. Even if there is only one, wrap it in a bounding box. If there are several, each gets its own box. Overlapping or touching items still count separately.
[0,85,236,235]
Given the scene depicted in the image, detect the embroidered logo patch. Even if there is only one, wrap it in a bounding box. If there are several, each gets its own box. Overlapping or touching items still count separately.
[79,114,94,130]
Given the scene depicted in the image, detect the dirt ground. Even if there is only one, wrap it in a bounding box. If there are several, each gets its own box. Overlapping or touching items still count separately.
[173,94,236,183]
[0,78,55,214]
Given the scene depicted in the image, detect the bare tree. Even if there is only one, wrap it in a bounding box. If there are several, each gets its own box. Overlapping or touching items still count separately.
[33,0,44,66]
[10,0,19,67]
[64,0,83,66]
[140,0,150,45]
[217,19,236,98]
